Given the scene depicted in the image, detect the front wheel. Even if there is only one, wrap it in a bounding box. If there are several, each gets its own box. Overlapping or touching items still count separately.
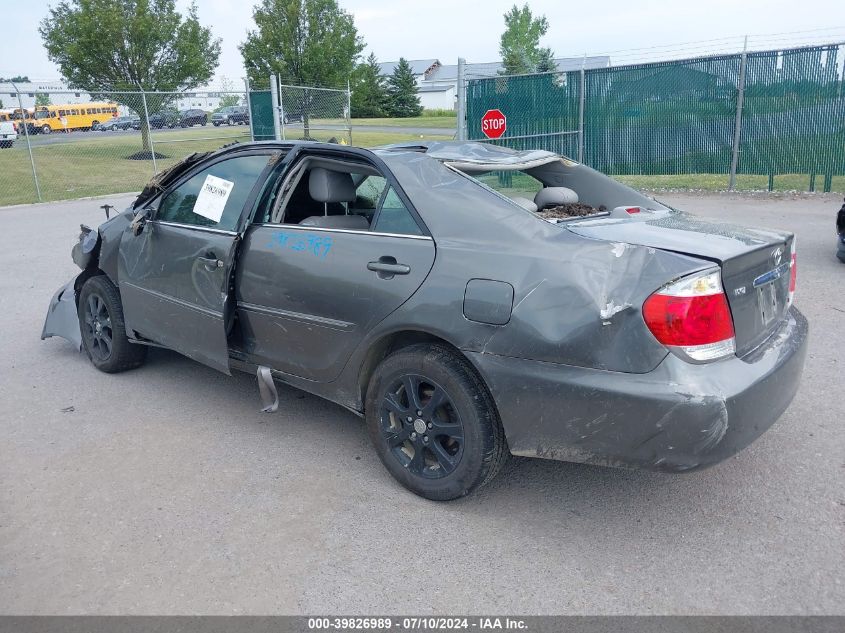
[78,275,147,373]
[41,125,51,134]
[365,344,507,500]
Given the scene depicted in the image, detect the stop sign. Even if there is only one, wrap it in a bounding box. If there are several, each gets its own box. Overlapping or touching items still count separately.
[481,109,507,139]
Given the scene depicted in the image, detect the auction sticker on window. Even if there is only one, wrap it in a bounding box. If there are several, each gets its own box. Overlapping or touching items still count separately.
[193,174,234,223]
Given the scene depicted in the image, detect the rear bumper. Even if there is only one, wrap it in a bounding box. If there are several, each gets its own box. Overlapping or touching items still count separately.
[469,306,808,472]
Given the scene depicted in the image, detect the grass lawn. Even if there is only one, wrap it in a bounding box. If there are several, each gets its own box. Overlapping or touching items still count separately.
[349,116,456,128]
[0,127,453,206]
[615,173,845,193]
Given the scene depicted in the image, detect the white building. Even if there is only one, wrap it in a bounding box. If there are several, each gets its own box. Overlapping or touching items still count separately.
[0,80,241,114]
[377,56,612,111]
[0,81,92,110]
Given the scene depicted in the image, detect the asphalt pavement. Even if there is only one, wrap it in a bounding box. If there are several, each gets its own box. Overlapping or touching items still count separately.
[0,191,842,614]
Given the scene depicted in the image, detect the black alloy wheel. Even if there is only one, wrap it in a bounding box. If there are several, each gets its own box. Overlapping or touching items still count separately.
[366,344,507,500]
[379,374,465,478]
[82,291,113,362]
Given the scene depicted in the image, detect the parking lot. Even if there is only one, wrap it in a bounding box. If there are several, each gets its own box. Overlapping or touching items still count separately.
[0,191,843,614]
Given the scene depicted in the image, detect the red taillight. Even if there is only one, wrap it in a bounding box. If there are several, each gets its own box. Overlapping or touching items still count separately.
[643,293,735,345]
[643,270,736,362]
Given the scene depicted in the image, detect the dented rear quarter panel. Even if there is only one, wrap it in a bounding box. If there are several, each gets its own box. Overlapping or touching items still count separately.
[379,152,712,373]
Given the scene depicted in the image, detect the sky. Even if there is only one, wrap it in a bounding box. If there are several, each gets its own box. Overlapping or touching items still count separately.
[1,0,843,85]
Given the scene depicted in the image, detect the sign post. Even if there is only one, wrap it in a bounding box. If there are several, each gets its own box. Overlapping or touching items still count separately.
[481,109,507,140]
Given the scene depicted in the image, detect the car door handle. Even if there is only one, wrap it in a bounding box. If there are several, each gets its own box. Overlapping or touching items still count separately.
[197,255,223,271]
[367,257,411,278]
[367,262,410,275]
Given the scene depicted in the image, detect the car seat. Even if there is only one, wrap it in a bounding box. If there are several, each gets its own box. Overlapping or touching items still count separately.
[299,168,370,230]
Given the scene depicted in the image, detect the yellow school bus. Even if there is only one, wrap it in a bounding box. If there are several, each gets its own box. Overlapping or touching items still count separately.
[31,102,118,133]
[7,107,35,132]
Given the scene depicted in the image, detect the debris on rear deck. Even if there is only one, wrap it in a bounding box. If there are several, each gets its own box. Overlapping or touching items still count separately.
[535,203,607,219]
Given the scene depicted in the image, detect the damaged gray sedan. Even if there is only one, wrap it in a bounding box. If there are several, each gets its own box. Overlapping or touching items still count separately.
[43,141,808,500]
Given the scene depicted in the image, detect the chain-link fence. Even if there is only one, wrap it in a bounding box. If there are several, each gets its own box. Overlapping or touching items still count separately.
[277,80,351,144]
[0,89,251,206]
[464,43,845,192]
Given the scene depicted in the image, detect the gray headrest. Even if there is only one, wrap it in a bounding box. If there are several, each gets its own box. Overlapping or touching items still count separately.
[309,168,356,203]
[512,197,538,212]
[299,215,370,230]
[535,187,579,208]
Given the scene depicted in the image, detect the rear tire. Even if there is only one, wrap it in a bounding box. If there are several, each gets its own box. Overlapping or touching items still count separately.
[41,125,51,134]
[78,275,147,373]
[365,344,507,500]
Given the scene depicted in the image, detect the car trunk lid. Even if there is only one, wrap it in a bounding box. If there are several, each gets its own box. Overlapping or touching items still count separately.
[567,210,794,357]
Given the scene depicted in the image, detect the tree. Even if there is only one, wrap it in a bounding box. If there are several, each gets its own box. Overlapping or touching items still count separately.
[215,76,242,111]
[386,58,422,118]
[499,4,555,75]
[1,76,30,83]
[40,0,221,157]
[35,93,52,107]
[351,53,388,118]
[240,0,364,136]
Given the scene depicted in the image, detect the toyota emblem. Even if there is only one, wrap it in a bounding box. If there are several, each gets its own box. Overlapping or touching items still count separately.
[771,247,783,267]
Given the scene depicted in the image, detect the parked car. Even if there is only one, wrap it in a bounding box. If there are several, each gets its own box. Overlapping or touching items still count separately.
[281,109,304,124]
[179,109,207,127]
[837,198,845,263]
[0,120,16,148]
[95,116,139,131]
[42,141,808,501]
[211,105,249,126]
[147,109,179,129]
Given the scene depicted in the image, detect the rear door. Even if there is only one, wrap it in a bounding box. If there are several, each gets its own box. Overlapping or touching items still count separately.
[235,163,436,382]
[118,150,280,374]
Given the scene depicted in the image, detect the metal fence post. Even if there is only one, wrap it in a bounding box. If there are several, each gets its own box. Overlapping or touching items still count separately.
[346,78,352,144]
[270,74,282,141]
[578,55,586,163]
[12,83,42,202]
[729,37,749,190]
[137,84,157,174]
[456,58,467,141]
[244,77,256,141]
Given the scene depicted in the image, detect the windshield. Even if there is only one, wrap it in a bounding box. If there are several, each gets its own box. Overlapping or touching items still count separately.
[34,110,50,119]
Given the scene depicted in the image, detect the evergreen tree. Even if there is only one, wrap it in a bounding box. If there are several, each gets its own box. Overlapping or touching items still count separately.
[351,53,388,118]
[386,58,422,118]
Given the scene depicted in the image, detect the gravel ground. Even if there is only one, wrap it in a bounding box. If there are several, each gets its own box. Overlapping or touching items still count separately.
[0,191,842,615]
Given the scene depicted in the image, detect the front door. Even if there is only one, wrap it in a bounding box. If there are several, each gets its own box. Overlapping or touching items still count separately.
[118,151,279,374]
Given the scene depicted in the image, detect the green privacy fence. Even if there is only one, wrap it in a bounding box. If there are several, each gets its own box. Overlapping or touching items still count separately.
[248,90,276,141]
[465,43,845,190]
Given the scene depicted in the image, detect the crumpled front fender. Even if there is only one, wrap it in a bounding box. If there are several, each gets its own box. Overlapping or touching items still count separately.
[41,279,82,350]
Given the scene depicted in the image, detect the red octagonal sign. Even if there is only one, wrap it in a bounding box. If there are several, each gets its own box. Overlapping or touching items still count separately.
[481,109,507,139]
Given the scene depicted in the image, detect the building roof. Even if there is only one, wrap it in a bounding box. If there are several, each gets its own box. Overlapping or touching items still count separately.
[418,85,454,93]
[429,56,612,81]
[377,59,440,77]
